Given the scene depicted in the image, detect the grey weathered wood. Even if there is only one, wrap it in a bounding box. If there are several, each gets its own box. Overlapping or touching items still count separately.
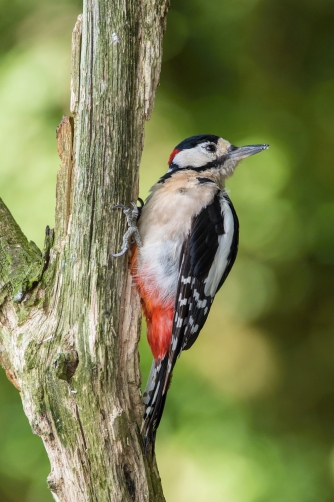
[0,0,169,500]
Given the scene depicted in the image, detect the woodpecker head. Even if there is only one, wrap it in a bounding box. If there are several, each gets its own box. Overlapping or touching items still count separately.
[167,134,269,178]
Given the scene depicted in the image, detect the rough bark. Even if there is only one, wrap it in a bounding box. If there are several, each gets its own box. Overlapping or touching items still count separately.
[0,1,169,501]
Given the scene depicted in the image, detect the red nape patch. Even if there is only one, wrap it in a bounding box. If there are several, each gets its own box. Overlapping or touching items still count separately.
[168,148,180,165]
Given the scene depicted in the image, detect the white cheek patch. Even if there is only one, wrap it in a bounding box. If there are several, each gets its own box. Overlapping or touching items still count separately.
[173,145,213,168]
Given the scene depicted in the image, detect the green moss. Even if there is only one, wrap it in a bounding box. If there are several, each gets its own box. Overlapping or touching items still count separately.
[25,340,39,371]
[0,201,56,309]
[45,379,73,447]
[29,379,47,417]
[0,234,43,303]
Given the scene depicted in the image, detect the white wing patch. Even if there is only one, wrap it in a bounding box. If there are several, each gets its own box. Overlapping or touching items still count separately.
[204,193,235,297]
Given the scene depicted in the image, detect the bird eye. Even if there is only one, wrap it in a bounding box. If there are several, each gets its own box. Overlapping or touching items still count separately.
[205,144,216,153]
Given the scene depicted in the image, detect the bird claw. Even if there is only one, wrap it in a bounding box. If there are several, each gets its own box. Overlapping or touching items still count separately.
[112,200,143,257]
[112,247,129,258]
[113,203,128,210]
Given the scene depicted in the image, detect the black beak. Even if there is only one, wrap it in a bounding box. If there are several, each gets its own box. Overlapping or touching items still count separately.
[228,144,269,160]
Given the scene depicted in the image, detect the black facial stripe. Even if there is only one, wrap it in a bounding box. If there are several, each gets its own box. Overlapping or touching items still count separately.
[200,154,227,169]
[158,171,174,184]
[183,154,227,172]
[196,177,216,184]
[163,154,227,176]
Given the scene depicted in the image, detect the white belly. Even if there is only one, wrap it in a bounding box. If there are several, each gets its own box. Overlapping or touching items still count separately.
[136,237,182,306]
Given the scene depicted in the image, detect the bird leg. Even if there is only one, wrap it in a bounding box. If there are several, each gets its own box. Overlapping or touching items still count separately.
[112,201,143,257]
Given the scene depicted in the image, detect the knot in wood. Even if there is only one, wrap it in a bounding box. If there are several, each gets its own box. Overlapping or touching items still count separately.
[54,350,79,382]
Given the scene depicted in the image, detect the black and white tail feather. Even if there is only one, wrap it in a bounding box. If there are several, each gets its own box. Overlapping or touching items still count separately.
[142,189,239,453]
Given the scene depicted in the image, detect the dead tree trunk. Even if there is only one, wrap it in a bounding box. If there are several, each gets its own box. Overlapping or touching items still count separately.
[0,1,169,500]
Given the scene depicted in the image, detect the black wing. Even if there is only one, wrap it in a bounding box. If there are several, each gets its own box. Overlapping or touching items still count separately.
[171,191,239,354]
[143,191,239,451]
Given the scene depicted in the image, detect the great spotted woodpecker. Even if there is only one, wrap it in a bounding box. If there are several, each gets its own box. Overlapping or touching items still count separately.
[113,134,268,451]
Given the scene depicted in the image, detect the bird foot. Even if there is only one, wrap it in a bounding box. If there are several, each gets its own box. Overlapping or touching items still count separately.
[112,200,143,257]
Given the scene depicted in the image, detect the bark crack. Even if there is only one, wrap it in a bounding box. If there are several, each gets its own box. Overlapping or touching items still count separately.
[87,187,96,264]
[75,403,88,451]
[75,403,98,502]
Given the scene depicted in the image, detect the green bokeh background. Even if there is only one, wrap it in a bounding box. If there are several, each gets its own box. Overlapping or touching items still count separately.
[1,0,334,501]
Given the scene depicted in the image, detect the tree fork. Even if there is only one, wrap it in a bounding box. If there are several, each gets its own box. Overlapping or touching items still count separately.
[0,1,169,500]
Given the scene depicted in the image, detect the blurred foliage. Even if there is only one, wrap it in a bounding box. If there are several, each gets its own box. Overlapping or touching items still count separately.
[1,0,334,501]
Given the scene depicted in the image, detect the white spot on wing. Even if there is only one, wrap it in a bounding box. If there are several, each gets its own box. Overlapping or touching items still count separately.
[152,381,161,404]
[182,276,192,284]
[145,406,152,416]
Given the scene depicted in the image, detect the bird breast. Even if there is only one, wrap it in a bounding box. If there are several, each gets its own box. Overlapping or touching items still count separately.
[136,173,219,305]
